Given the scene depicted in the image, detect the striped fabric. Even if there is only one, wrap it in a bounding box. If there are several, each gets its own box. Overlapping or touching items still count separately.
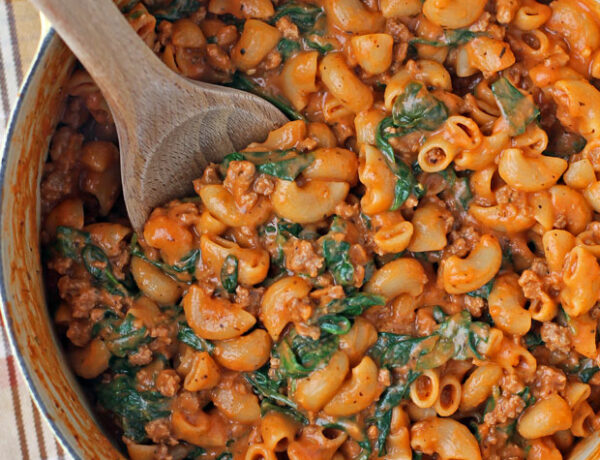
[0,1,73,458]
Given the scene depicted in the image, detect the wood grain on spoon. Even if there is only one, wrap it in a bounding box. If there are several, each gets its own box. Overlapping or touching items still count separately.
[30,0,288,231]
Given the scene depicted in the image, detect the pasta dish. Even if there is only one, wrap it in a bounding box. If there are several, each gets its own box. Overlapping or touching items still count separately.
[40,0,600,458]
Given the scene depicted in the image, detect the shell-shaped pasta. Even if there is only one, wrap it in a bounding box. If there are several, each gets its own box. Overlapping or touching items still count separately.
[183,351,221,391]
[469,203,536,233]
[570,313,598,359]
[212,385,261,424]
[287,426,347,460]
[198,184,272,227]
[441,234,502,294]
[543,229,576,273]
[325,0,384,33]
[231,19,281,71]
[260,276,312,340]
[294,351,350,411]
[323,356,380,415]
[546,0,600,59]
[560,246,600,317]
[552,79,600,141]
[280,51,319,111]
[196,209,228,235]
[171,410,228,447]
[460,363,503,412]
[302,148,358,184]
[488,273,531,336]
[248,120,306,150]
[131,256,183,305]
[527,438,563,460]
[44,198,84,238]
[365,258,428,299]
[514,1,552,30]
[493,337,537,378]
[143,214,194,264]
[408,202,450,252]
[422,0,486,28]
[359,144,396,214]
[214,329,272,371]
[208,0,275,18]
[411,417,482,460]
[498,148,567,192]
[339,317,378,365]
[380,0,421,18]
[564,159,596,190]
[350,34,394,75]
[410,369,440,408]
[245,444,277,460]
[68,338,110,379]
[319,53,374,113]
[465,37,515,74]
[550,185,592,235]
[200,234,270,285]
[454,130,509,171]
[308,122,338,148]
[260,412,299,452]
[434,374,462,417]
[354,109,385,146]
[374,220,414,254]
[571,401,595,437]
[183,285,256,340]
[518,394,573,439]
[444,116,482,150]
[565,381,592,409]
[271,179,349,224]
[418,134,459,172]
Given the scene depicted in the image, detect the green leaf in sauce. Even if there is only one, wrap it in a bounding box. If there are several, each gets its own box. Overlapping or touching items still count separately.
[130,235,199,282]
[372,370,421,455]
[82,244,137,297]
[392,82,449,132]
[304,37,333,54]
[221,149,314,181]
[105,314,151,358]
[491,77,540,136]
[322,239,355,286]
[277,38,301,60]
[151,0,201,21]
[466,278,494,299]
[271,1,323,32]
[228,72,305,121]
[368,332,430,369]
[177,321,214,353]
[410,29,485,48]
[245,368,306,422]
[276,328,339,379]
[221,254,239,293]
[96,376,171,442]
[313,293,385,335]
[54,226,91,260]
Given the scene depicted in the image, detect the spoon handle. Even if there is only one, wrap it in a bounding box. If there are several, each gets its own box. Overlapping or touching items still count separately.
[29,0,170,116]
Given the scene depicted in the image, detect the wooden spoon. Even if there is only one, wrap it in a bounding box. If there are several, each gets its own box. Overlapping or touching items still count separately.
[30,0,288,230]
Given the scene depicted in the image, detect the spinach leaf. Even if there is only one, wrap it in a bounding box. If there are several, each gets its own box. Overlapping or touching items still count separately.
[372,370,421,455]
[523,331,544,351]
[221,255,239,293]
[130,234,199,281]
[454,176,473,210]
[276,328,339,378]
[184,447,206,460]
[228,72,305,121]
[571,358,600,383]
[271,2,323,32]
[245,368,307,422]
[220,149,314,181]
[314,293,385,335]
[432,306,448,323]
[392,82,449,132]
[277,38,301,60]
[466,278,494,299]
[152,0,201,20]
[96,376,171,442]
[518,386,536,409]
[82,244,137,296]
[108,356,141,376]
[368,332,430,369]
[177,321,214,353]
[491,77,540,136]
[55,226,91,260]
[416,311,490,370]
[305,37,333,54]
[410,29,484,48]
[261,400,308,424]
[322,239,355,286]
[105,314,151,358]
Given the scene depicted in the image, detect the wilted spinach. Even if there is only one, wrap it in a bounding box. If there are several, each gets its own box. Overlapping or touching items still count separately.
[221,254,239,293]
[392,82,449,132]
[410,29,484,48]
[220,149,314,181]
[372,370,420,455]
[322,239,355,286]
[275,328,339,378]
[130,234,199,282]
[491,77,540,136]
[277,38,301,60]
[271,1,323,32]
[466,278,494,299]
[368,332,430,369]
[96,376,171,442]
[228,72,305,121]
[177,321,214,353]
[104,314,151,358]
[313,293,385,335]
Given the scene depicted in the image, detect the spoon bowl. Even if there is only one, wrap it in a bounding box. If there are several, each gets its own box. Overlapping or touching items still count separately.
[30,0,287,230]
